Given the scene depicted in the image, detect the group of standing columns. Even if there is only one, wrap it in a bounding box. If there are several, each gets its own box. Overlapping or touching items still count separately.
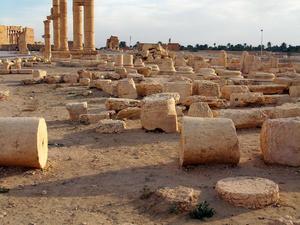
[43,0,95,60]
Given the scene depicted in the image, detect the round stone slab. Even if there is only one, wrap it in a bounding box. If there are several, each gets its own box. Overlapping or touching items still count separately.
[216,177,279,209]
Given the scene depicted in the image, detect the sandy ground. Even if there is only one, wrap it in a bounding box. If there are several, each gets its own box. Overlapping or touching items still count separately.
[0,63,299,225]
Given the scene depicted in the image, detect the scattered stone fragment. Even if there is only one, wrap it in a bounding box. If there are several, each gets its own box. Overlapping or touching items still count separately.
[117,78,138,99]
[221,85,250,100]
[0,90,9,101]
[105,98,141,111]
[216,177,279,209]
[141,96,178,133]
[95,119,126,134]
[188,102,213,118]
[147,186,201,214]
[290,86,300,97]
[33,70,47,80]
[79,112,111,125]
[66,102,88,121]
[117,107,141,120]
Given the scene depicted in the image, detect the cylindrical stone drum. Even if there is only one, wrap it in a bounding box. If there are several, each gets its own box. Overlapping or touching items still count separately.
[180,117,240,166]
[0,117,48,169]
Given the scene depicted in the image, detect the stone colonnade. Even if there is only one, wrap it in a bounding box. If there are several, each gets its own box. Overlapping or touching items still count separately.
[44,0,95,59]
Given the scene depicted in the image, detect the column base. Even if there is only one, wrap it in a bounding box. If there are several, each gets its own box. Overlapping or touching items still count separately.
[52,50,71,60]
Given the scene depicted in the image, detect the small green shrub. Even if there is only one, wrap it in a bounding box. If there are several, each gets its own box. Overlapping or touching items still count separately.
[0,187,10,194]
[189,201,215,220]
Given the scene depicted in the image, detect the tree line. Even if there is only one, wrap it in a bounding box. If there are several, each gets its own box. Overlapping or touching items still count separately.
[180,42,300,53]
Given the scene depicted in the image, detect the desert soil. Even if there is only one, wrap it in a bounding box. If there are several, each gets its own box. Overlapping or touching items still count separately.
[0,63,299,225]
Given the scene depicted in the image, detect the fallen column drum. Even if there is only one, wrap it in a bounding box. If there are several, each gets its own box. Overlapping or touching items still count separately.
[180,117,240,166]
[0,117,48,169]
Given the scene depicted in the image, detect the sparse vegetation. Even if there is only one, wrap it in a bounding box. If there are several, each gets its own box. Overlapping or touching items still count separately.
[0,187,10,194]
[189,201,215,220]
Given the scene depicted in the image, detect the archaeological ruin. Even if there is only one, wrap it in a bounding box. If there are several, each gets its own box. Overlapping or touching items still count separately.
[0,0,299,224]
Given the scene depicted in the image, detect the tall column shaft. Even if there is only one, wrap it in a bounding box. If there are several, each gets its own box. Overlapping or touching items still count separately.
[52,0,60,51]
[84,0,95,51]
[43,20,51,60]
[73,0,83,51]
[60,0,69,51]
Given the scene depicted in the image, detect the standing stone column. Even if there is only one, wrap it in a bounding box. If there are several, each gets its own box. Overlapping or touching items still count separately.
[73,0,83,51]
[43,20,51,61]
[52,0,60,51]
[84,0,95,51]
[60,0,69,51]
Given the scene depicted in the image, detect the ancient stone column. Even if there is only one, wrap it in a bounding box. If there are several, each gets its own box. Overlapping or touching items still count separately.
[60,0,69,51]
[84,0,95,51]
[52,0,60,51]
[73,0,83,51]
[43,20,51,61]
[0,117,48,169]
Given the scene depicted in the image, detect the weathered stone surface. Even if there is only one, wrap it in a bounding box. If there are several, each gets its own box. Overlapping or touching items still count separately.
[0,90,9,101]
[188,102,213,118]
[79,78,91,86]
[163,81,193,103]
[78,70,92,79]
[183,95,228,109]
[230,92,265,107]
[45,75,62,84]
[221,85,250,100]
[147,186,201,214]
[261,117,300,167]
[193,80,221,97]
[267,103,300,119]
[137,67,152,77]
[117,107,141,120]
[79,112,112,125]
[33,70,47,80]
[214,108,269,129]
[95,119,126,134]
[105,98,141,111]
[290,86,300,97]
[63,74,79,84]
[147,92,181,104]
[117,78,138,99]
[248,85,288,95]
[127,73,145,83]
[216,69,243,78]
[96,79,118,96]
[136,81,163,97]
[141,97,178,133]
[180,117,240,166]
[216,177,279,209]
[66,102,88,121]
[176,105,186,117]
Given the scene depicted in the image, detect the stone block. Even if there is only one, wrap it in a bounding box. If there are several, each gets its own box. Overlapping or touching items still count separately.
[221,85,250,100]
[95,119,126,134]
[66,102,88,121]
[180,117,240,166]
[141,97,178,133]
[105,98,141,111]
[193,80,221,97]
[261,117,300,166]
[188,102,213,118]
[117,78,138,99]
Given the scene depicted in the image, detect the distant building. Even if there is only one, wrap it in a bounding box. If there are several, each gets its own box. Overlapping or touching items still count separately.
[0,25,34,46]
[106,36,119,50]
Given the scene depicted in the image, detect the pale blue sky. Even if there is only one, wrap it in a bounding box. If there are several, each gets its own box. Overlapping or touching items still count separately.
[0,0,299,47]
